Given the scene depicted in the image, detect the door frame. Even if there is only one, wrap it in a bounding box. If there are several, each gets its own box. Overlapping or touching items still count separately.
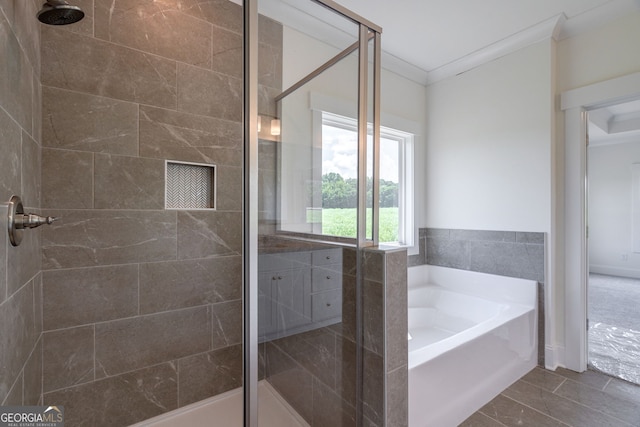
[561,71,640,371]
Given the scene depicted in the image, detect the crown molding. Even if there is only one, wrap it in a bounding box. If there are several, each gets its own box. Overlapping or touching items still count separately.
[424,14,565,86]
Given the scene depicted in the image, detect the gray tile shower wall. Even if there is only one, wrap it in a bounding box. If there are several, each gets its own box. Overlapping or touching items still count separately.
[411,227,546,365]
[0,0,43,407]
[37,2,283,425]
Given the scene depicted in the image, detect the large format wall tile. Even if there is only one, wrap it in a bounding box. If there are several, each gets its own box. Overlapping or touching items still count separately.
[387,365,408,427]
[139,256,241,314]
[0,281,38,404]
[42,265,139,330]
[42,148,93,209]
[2,373,22,406]
[95,0,212,68]
[216,165,242,211]
[180,0,243,34]
[0,210,6,304]
[95,306,211,377]
[7,225,41,296]
[32,72,41,144]
[271,329,337,390]
[259,41,283,90]
[386,250,408,373]
[6,0,40,75]
[177,344,242,406]
[94,154,165,210]
[23,337,43,405]
[177,63,242,121]
[177,210,242,259]
[0,10,33,130]
[469,240,545,282]
[41,26,177,108]
[44,362,178,427]
[0,106,21,206]
[211,299,242,350]
[43,326,94,392]
[211,25,242,79]
[139,105,241,165]
[42,86,138,155]
[312,378,356,427]
[42,209,177,269]
[423,228,545,282]
[21,131,41,208]
[266,342,314,423]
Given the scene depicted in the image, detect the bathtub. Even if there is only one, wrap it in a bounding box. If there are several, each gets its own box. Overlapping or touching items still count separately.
[408,265,537,427]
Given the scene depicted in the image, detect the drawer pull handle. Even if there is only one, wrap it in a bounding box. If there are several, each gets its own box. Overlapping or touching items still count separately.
[326,275,331,280]
[272,276,277,281]
[326,303,331,307]
[326,256,331,260]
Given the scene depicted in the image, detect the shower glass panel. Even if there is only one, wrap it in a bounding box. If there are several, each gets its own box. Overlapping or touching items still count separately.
[250,0,382,424]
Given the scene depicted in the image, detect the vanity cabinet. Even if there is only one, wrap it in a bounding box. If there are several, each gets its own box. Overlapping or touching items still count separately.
[258,247,342,340]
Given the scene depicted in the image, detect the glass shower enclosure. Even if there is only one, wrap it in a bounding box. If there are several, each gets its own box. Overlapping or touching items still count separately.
[246,0,382,424]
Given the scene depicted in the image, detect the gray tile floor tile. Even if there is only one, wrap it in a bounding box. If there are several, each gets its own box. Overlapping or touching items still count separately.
[554,379,640,426]
[464,367,640,427]
[479,395,567,427]
[604,377,640,403]
[459,411,508,427]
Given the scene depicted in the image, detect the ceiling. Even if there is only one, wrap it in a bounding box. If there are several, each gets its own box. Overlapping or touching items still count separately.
[333,0,639,72]
[258,0,640,84]
[589,99,640,145]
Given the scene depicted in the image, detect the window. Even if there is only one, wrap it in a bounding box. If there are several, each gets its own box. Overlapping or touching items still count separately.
[318,111,414,246]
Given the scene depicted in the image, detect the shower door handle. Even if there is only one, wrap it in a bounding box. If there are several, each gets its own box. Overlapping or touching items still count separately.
[7,195,59,247]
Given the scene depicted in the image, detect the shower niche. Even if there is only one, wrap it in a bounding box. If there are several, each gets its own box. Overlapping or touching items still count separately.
[165,161,217,210]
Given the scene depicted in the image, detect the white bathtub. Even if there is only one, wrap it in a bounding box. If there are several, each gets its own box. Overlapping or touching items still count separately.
[408,265,537,427]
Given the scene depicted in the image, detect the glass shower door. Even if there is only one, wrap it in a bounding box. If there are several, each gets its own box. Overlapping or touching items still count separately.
[247,1,382,425]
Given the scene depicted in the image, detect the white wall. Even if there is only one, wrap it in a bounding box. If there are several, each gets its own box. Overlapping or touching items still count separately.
[588,140,640,278]
[424,40,554,233]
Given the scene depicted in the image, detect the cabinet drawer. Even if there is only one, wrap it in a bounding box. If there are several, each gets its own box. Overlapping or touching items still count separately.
[311,267,342,292]
[311,289,342,322]
[312,248,342,266]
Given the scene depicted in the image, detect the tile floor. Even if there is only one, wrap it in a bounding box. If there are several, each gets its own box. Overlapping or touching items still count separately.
[461,366,640,426]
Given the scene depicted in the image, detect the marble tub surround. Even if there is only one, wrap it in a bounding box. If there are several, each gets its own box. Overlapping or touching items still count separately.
[38,2,282,425]
[411,227,546,365]
[0,0,43,407]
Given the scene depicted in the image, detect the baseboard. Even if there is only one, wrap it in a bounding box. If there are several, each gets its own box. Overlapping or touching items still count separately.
[545,344,564,370]
[589,264,640,279]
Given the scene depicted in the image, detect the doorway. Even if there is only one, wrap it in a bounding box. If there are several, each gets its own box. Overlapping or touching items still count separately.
[561,71,640,373]
[587,99,640,384]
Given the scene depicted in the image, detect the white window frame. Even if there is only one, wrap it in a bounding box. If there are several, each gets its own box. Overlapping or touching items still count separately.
[317,110,414,247]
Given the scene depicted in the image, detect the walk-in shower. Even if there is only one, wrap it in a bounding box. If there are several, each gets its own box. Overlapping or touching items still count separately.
[0,0,400,425]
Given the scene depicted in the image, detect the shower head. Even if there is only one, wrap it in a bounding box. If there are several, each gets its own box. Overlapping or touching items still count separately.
[37,1,84,26]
